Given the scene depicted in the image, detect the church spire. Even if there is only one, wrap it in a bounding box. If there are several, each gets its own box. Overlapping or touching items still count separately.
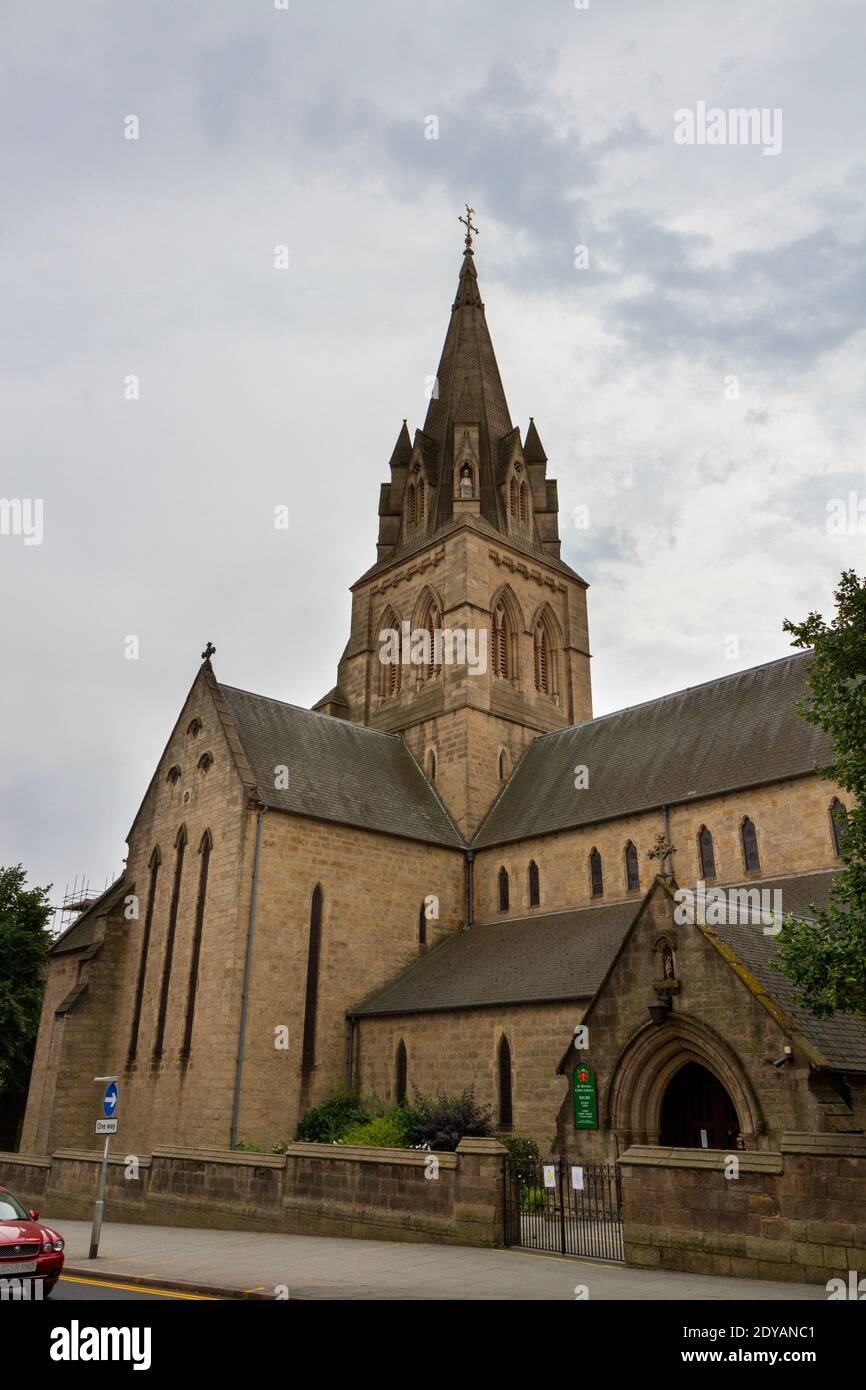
[369,213,568,571]
[420,220,513,531]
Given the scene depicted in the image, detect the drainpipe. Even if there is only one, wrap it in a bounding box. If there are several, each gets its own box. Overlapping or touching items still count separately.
[345,1017,355,1092]
[466,848,475,928]
[230,802,267,1149]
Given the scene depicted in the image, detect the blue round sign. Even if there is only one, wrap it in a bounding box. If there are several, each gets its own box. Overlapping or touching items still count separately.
[102,1081,119,1117]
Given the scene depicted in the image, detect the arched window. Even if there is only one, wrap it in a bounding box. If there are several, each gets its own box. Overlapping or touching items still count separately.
[416,591,441,681]
[426,747,437,781]
[418,900,427,947]
[197,751,213,774]
[509,476,517,518]
[741,817,760,873]
[187,718,202,738]
[698,826,716,880]
[498,867,510,912]
[154,825,186,1060]
[528,860,540,908]
[182,829,211,1058]
[395,1039,408,1105]
[498,1035,513,1129]
[498,748,509,781]
[301,885,323,1071]
[378,607,401,699]
[128,846,160,1062]
[589,848,604,898]
[533,622,550,694]
[492,603,510,679]
[519,481,528,527]
[830,798,849,857]
[166,765,181,784]
[625,840,640,892]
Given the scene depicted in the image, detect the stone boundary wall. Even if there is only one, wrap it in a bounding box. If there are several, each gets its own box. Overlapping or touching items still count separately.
[619,1133,866,1285]
[0,1137,507,1249]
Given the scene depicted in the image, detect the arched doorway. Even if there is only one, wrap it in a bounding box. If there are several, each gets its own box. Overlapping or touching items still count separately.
[659,1061,740,1149]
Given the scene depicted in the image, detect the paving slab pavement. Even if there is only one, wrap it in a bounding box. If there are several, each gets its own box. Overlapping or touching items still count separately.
[50,1217,827,1301]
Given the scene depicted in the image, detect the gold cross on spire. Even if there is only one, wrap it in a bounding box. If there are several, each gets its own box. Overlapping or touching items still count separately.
[458,204,478,248]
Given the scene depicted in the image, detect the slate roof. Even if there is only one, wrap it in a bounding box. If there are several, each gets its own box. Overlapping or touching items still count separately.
[50,877,128,957]
[707,870,866,1073]
[349,899,639,1017]
[474,652,831,848]
[218,684,464,848]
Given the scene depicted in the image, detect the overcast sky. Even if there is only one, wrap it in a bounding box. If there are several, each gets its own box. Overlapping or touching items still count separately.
[1,0,864,908]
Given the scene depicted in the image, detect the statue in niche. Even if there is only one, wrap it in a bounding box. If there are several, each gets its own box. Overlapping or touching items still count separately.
[459,463,474,499]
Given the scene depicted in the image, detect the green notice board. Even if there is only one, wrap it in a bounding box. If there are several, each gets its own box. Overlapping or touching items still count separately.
[573,1061,598,1130]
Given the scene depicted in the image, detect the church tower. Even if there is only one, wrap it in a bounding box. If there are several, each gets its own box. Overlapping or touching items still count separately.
[315,215,592,835]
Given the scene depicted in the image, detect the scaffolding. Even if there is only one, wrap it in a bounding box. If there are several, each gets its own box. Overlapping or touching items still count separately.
[51,872,117,939]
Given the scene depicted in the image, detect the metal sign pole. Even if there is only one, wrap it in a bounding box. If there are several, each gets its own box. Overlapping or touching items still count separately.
[89,1132,111,1259]
[89,1074,118,1260]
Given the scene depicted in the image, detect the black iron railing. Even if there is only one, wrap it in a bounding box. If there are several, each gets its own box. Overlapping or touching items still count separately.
[503,1157,623,1261]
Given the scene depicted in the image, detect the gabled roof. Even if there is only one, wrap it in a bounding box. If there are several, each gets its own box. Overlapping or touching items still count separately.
[702,869,866,1073]
[474,651,831,848]
[349,899,639,1017]
[218,684,465,848]
[551,869,866,1076]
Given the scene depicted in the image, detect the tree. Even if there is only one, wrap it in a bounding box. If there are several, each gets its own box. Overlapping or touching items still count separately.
[776,570,866,1015]
[0,865,53,1098]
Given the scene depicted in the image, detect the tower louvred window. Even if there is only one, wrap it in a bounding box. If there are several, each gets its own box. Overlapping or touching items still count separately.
[417,477,425,521]
[509,476,517,517]
[519,482,528,526]
[493,604,509,679]
[534,623,549,694]
[407,484,417,527]
[424,604,441,679]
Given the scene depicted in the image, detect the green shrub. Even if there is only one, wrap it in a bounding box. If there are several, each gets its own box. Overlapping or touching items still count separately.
[519,1184,545,1212]
[402,1087,493,1152]
[295,1093,367,1143]
[500,1135,540,1186]
[340,1114,410,1149]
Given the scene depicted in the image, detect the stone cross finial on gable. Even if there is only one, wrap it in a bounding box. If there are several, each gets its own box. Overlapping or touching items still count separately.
[201,641,216,663]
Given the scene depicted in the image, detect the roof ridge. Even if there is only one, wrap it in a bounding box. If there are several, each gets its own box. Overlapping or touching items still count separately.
[218,683,405,743]
[472,896,641,929]
[532,649,813,745]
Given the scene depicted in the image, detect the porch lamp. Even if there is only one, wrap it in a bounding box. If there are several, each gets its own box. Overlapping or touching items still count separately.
[648,998,671,1026]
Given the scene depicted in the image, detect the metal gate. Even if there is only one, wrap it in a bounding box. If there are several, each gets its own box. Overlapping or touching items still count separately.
[503,1156,623,1261]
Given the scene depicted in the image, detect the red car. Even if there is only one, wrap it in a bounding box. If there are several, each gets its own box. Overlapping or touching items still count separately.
[0,1186,64,1297]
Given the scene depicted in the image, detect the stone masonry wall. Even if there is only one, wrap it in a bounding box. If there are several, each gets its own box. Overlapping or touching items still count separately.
[354,1000,580,1152]
[0,1137,508,1252]
[235,814,465,1149]
[474,773,847,923]
[619,1136,866,1285]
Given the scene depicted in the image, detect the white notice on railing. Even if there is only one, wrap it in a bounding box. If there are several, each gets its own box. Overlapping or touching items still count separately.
[571,1165,584,1190]
[543,1164,556,1189]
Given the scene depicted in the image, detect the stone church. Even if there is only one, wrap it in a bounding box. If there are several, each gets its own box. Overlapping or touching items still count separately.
[21,231,866,1164]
